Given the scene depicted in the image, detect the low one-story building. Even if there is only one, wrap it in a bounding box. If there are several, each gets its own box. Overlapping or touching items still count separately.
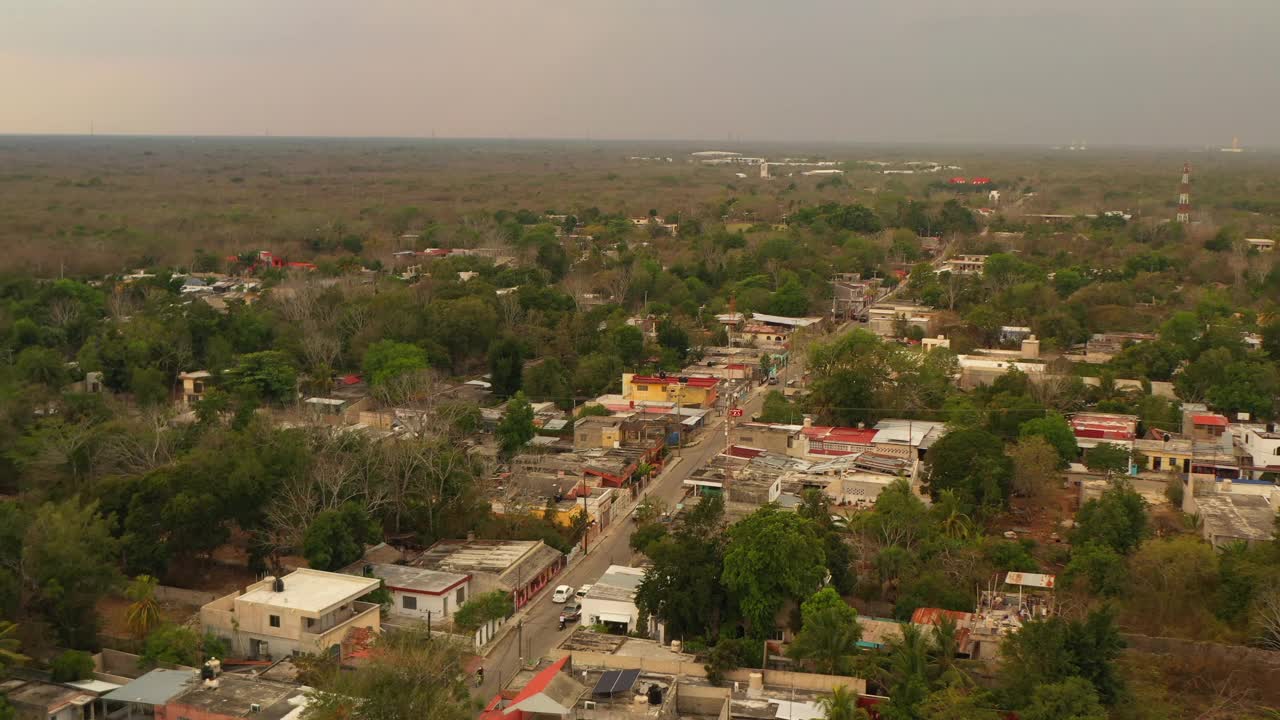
[411,539,564,609]
[353,563,470,623]
[579,565,650,636]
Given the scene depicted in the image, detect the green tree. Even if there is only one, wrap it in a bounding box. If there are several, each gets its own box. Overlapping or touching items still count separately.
[1062,543,1126,597]
[129,366,169,407]
[722,507,826,635]
[637,496,730,640]
[301,628,475,720]
[452,591,514,633]
[656,319,691,362]
[497,391,536,457]
[1021,678,1106,720]
[789,587,862,675]
[15,346,68,387]
[362,340,428,388]
[140,624,202,668]
[125,574,163,640]
[999,609,1125,707]
[50,650,95,682]
[1071,480,1147,555]
[768,278,811,317]
[1009,436,1060,504]
[1084,442,1130,474]
[523,358,571,409]
[535,239,570,281]
[922,428,1012,511]
[818,686,869,720]
[23,499,121,648]
[608,325,645,367]
[0,622,29,674]
[487,336,525,397]
[303,503,381,571]
[227,350,297,404]
[1018,412,1078,467]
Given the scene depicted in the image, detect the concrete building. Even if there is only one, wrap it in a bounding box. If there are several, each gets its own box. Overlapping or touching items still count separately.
[579,565,649,635]
[1185,412,1230,441]
[1069,412,1138,449]
[867,304,937,338]
[351,563,470,623]
[101,669,198,720]
[1237,424,1280,476]
[829,272,880,317]
[411,539,564,609]
[1,679,103,720]
[938,254,987,275]
[955,355,1047,390]
[1133,437,1238,478]
[921,335,951,352]
[622,374,719,409]
[178,371,212,407]
[1182,476,1276,547]
[1246,238,1275,252]
[200,569,381,660]
[163,673,306,720]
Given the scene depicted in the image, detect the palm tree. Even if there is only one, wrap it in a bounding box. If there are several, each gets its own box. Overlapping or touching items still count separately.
[818,685,869,720]
[932,490,974,540]
[930,616,972,688]
[877,624,934,720]
[126,575,162,640]
[0,621,30,673]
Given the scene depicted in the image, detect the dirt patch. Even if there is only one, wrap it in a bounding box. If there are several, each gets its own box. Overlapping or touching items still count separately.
[96,594,201,645]
[163,558,260,595]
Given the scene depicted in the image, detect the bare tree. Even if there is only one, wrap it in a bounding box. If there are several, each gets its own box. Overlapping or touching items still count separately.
[1254,587,1280,652]
[97,410,179,476]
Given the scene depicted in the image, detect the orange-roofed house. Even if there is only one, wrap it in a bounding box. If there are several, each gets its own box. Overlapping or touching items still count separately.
[621,373,719,409]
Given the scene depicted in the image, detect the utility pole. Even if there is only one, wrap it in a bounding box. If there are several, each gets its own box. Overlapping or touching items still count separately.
[517,619,524,668]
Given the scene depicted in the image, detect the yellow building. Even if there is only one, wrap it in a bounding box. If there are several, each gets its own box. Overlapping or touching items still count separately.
[621,373,719,409]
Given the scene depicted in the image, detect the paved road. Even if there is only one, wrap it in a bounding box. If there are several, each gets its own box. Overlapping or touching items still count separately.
[474,383,772,697]
[471,323,843,698]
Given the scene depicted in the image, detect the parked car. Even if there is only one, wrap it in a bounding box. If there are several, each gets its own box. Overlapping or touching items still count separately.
[575,584,592,599]
[551,585,573,603]
[559,602,582,622]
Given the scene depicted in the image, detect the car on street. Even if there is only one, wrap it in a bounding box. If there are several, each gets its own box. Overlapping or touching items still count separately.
[552,585,573,603]
[559,602,582,622]
[575,584,592,599]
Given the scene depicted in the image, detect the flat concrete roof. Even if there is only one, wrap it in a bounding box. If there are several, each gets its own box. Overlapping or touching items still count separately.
[1197,493,1275,543]
[362,563,468,595]
[170,673,304,720]
[586,565,644,602]
[239,568,380,616]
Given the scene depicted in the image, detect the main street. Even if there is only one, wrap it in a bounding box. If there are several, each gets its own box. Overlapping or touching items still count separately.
[474,378,774,697]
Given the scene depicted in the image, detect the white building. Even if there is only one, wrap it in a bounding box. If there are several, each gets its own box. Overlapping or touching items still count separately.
[356,563,470,623]
[1236,424,1280,476]
[579,566,651,637]
[201,569,381,660]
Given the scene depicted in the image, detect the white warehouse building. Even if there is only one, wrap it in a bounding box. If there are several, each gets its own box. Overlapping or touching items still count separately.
[579,565,658,639]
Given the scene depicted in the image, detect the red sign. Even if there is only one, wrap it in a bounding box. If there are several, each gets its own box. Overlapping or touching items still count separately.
[729,408,744,417]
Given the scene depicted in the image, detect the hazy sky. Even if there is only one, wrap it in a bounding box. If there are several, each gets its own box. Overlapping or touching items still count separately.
[3,1,1278,146]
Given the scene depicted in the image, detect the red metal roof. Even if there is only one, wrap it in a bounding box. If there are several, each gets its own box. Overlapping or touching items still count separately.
[1191,414,1228,427]
[911,607,972,626]
[949,177,968,184]
[802,426,878,444]
[507,655,570,708]
[631,375,719,388]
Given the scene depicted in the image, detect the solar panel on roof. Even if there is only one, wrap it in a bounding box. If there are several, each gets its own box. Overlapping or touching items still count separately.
[592,669,641,696]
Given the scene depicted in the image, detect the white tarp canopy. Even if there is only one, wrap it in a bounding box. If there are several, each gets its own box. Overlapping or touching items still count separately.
[1005,571,1056,589]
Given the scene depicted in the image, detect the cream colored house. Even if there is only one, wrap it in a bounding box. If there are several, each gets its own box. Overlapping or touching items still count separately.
[201,568,381,660]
